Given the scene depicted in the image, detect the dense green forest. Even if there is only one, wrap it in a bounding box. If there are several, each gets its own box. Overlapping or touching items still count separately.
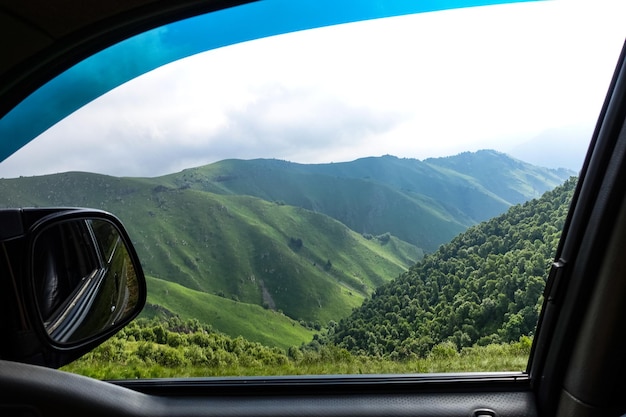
[326,178,576,358]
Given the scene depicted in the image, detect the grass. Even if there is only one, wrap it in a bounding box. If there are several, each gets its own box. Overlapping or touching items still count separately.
[144,276,315,350]
[129,189,414,323]
[129,185,420,323]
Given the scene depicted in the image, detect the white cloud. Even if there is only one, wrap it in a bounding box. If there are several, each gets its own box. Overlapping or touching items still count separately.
[1,1,624,178]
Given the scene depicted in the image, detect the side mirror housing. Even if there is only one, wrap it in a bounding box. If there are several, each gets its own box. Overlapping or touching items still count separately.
[0,208,146,368]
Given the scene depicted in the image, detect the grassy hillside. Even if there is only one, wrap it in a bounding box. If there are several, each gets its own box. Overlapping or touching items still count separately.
[0,172,418,325]
[160,159,468,252]
[143,276,315,350]
[129,189,417,322]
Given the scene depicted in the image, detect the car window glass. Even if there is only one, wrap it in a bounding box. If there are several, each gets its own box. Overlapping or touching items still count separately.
[0,0,625,379]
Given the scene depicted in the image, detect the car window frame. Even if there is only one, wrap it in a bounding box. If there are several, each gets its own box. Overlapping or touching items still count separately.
[529,39,626,416]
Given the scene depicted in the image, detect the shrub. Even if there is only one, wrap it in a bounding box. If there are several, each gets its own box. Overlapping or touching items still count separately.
[190,332,212,348]
[184,345,208,366]
[166,332,185,348]
[428,341,458,360]
[155,345,187,367]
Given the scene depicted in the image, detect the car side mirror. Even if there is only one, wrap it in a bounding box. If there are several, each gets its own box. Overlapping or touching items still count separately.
[0,208,146,368]
[32,217,142,345]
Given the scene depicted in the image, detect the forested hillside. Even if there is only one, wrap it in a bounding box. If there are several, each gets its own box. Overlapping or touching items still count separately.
[327,178,576,358]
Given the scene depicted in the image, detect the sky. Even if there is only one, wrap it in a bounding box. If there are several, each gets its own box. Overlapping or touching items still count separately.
[0,0,625,178]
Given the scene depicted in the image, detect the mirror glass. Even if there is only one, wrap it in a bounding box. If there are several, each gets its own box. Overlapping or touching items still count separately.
[32,218,141,344]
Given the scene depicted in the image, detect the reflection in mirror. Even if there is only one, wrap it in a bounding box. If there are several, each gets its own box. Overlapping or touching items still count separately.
[32,218,140,344]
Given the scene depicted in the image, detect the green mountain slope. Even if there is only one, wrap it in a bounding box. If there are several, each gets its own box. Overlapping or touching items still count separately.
[143,276,315,350]
[159,159,467,252]
[327,177,576,358]
[0,172,417,326]
[159,151,572,251]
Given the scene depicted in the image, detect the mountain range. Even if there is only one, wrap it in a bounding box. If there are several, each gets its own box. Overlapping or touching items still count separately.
[0,150,573,347]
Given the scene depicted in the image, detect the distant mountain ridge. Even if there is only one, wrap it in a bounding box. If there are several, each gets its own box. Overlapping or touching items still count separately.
[159,150,573,251]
